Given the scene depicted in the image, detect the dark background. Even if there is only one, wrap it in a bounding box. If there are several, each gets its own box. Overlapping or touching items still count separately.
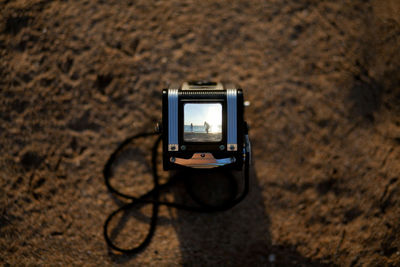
[1,0,400,265]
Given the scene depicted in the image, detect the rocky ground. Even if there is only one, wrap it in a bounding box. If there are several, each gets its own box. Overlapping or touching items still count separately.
[1,0,400,266]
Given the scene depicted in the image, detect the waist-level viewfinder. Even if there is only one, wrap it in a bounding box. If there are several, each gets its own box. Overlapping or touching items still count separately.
[162,81,248,170]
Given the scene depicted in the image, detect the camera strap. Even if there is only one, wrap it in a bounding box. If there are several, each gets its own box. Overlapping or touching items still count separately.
[103,131,250,254]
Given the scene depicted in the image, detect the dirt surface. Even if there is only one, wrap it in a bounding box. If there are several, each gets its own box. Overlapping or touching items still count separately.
[1,0,400,266]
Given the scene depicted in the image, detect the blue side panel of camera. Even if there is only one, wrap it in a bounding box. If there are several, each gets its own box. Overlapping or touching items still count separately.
[167,88,179,151]
[227,88,238,151]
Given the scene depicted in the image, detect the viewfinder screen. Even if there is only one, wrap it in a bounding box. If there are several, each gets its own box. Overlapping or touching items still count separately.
[184,103,222,142]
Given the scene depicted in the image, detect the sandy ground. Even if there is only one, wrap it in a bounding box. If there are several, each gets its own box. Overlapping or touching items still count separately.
[1,0,400,266]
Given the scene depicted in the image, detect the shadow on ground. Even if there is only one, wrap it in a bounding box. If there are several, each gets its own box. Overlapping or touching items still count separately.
[105,152,330,266]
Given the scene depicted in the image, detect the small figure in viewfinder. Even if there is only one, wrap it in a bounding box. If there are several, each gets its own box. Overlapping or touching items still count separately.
[204,121,210,134]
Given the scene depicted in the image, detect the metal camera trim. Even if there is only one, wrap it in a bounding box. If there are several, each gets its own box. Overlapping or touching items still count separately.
[162,81,245,170]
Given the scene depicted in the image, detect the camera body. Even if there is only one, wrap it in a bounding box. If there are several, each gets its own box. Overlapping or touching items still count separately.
[162,81,245,170]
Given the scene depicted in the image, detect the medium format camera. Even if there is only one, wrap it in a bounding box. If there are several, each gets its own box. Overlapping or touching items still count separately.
[162,81,250,171]
[103,81,251,253]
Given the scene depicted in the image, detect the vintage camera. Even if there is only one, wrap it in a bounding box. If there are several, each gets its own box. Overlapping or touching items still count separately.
[103,81,251,253]
[162,81,249,170]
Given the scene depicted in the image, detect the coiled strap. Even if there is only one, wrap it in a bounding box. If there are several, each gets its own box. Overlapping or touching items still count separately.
[103,132,250,254]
